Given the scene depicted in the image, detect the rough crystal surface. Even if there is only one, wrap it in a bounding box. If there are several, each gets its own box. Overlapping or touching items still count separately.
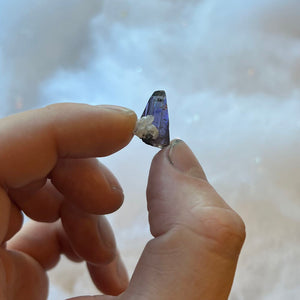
[134,115,159,140]
[140,90,170,148]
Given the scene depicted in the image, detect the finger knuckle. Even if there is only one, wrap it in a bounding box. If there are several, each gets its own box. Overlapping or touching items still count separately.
[179,207,246,258]
[202,209,245,254]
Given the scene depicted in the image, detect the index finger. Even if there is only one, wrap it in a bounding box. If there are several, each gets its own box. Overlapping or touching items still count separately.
[0,103,137,189]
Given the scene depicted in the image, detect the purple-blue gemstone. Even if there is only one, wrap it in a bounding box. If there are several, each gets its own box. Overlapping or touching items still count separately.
[141,90,170,148]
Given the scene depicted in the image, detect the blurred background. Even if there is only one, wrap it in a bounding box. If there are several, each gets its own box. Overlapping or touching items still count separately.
[1,0,300,299]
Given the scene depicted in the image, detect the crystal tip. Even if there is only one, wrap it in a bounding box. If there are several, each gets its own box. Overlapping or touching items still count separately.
[152,90,166,97]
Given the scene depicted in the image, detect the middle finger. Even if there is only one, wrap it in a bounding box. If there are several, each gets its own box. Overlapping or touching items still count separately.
[9,158,124,222]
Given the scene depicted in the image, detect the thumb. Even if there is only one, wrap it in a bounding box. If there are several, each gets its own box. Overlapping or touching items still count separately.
[121,140,245,300]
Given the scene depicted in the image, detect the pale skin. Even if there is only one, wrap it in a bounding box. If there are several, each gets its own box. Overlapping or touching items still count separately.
[0,103,246,300]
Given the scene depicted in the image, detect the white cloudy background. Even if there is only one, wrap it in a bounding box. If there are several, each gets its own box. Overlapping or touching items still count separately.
[1,0,300,299]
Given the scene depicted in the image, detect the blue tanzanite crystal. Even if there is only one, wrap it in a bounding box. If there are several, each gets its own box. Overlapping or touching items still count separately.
[140,90,170,148]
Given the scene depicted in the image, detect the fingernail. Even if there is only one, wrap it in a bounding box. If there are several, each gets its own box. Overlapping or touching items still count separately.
[102,167,124,199]
[168,139,207,180]
[101,105,135,115]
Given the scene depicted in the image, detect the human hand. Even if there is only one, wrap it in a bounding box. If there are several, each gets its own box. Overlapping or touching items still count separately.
[0,103,245,300]
[0,103,137,299]
[69,142,246,299]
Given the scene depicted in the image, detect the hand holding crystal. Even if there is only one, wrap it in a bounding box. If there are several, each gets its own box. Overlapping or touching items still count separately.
[0,103,245,300]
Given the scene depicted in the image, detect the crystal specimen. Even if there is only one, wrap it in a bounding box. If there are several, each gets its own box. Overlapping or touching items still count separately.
[134,90,170,148]
[134,115,159,140]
